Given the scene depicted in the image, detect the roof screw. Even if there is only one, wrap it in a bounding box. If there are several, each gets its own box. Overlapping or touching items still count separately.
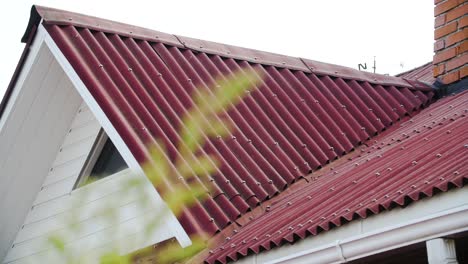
[315,100,319,103]
[232,135,237,139]
[387,167,392,171]
[68,17,73,21]
[464,144,468,148]
[249,216,254,220]
[400,104,404,108]
[298,224,304,227]
[268,180,273,184]
[453,171,460,175]
[157,73,162,77]
[209,250,214,254]
[354,163,359,167]
[233,229,238,234]
[377,154,383,158]
[241,180,246,184]
[358,203,363,207]
[272,94,277,97]
[241,240,246,244]
[226,237,231,241]
[439,177,445,181]
[345,209,350,212]
[256,182,261,185]
[384,194,390,198]
[294,166,298,171]
[253,237,258,241]
[266,205,271,212]
[320,217,326,220]
[225,180,230,184]
[287,202,292,206]
[209,178,214,182]
[187,78,192,82]
[308,219,313,223]
[334,171,338,174]
[99,64,103,68]
[329,187,335,192]
[277,230,282,234]
[375,172,381,176]
[331,213,337,217]
[227,51,231,54]
[282,62,286,65]
[397,190,403,194]
[372,198,377,202]
[369,108,373,112]
[376,118,381,122]
[178,176,183,180]
[128,68,132,72]
[341,105,346,109]
[424,137,429,141]
[352,180,357,184]
[392,108,396,112]
[216,135,221,139]
[436,153,442,158]
[446,130,451,134]
[247,139,252,143]
[307,195,312,200]
[254,57,258,60]
[302,144,307,148]
[274,141,279,146]
[329,146,334,151]
[288,226,294,230]
[409,119,414,123]
[400,146,405,150]
[301,98,305,102]
[209,218,214,222]
[220,246,224,250]
[266,234,271,238]
[231,243,236,248]
[155,35,159,38]
[411,185,417,189]
[411,160,417,166]
[361,127,366,130]
[199,46,203,49]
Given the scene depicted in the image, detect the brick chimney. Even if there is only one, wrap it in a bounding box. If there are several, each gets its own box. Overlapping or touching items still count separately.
[433,0,467,84]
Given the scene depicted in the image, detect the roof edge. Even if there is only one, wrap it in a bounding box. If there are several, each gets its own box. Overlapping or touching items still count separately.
[24,5,434,91]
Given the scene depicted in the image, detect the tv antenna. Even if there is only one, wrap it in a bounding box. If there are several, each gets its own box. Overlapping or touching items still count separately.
[358,56,377,73]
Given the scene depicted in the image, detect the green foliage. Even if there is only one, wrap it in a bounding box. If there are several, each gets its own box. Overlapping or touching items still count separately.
[45,68,261,263]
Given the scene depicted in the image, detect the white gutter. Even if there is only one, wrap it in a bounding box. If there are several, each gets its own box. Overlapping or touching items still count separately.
[269,204,468,264]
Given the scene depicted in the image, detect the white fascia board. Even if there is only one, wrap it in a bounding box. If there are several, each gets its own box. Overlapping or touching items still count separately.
[0,21,47,132]
[241,187,468,264]
[41,24,191,248]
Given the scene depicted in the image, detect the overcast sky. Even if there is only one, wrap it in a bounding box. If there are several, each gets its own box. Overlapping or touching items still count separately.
[0,0,434,100]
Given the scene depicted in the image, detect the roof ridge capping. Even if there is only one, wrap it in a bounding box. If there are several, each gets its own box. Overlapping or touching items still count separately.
[24,5,432,91]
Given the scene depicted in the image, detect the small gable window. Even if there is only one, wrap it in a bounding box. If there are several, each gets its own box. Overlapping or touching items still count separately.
[74,130,128,188]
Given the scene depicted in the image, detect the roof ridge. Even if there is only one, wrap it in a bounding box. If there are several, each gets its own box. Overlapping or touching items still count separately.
[25,5,432,90]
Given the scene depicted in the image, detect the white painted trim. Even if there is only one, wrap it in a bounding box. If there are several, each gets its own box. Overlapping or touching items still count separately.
[234,187,468,264]
[426,238,458,264]
[0,23,47,132]
[41,24,191,248]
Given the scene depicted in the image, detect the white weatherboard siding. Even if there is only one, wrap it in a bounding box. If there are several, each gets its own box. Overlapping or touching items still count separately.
[0,30,82,261]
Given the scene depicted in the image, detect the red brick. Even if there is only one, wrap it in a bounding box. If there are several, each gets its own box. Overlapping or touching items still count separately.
[446,5,467,22]
[461,65,468,78]
[459,16,468,28]
[433,63,446,77]
[435,14,446,27]
[434,46,458,64]
[446,28,468,47]
[434,21,458,39]
[460,40,468,53]
[446,54,468,71]
[435,0,461,16]
[434,39,445,51]
[441,70,460,84]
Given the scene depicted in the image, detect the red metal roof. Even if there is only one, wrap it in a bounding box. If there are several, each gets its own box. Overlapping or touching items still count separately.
[23,5,436,242]
[396,62,435,84]
[204,91,468,264]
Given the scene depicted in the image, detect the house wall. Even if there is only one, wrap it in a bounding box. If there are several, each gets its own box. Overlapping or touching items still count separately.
[0,42,83,261]
[3,96,176,264]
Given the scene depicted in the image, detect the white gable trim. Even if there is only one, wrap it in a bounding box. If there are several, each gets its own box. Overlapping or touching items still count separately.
[42,24,191,249]
[234,187,468,264]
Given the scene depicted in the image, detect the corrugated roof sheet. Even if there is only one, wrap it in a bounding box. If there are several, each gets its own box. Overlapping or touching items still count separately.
[24,5,436,241]
[204,91,468,264]
[396,62,435,84]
